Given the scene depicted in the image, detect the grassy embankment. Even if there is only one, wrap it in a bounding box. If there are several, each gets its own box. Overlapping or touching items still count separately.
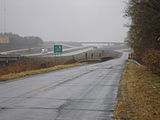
[114,62,160,120]
[0,63,86,82]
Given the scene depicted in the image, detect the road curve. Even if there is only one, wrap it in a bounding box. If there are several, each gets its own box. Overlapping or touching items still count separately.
[0,52,128,120]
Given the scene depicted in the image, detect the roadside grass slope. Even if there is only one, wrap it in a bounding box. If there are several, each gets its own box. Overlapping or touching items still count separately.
[114,62,160,120]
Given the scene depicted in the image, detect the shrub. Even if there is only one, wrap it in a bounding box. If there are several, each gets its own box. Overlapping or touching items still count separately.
[142,50,160,74]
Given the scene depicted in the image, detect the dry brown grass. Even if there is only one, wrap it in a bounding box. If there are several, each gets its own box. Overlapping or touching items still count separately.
[0,61,42,76]
[0,63,86,82]
[114,62,160,120]
[0,56,79,76]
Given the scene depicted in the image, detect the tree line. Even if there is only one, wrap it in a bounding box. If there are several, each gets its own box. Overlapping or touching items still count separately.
[0,33,43,48]
[126,0,160,73]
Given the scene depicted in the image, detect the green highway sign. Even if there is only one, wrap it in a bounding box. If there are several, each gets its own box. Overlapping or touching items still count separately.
[54,45,63,53]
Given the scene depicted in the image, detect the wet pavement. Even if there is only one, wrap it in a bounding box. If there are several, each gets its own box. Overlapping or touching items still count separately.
[0,53,128,120]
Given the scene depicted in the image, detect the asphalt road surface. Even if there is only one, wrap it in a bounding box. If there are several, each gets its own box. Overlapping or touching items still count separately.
[0,52,128,120]
[60,47,94,56]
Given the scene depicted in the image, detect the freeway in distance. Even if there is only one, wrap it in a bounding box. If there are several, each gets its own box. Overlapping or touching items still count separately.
[0,52,128,120]
[54,47,94,57]
[24,46,94,57]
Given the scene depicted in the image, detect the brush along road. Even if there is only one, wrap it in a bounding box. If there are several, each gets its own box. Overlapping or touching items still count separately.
[0,52,128,120]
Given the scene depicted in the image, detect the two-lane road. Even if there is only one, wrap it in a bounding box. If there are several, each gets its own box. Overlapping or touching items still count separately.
[0,53,128,120]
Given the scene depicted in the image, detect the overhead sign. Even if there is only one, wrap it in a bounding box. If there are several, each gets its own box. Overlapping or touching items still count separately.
[54,45,63,53]
[0,35,10,44]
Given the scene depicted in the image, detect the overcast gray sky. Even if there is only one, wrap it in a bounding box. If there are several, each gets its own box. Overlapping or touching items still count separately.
[0,0,128,42]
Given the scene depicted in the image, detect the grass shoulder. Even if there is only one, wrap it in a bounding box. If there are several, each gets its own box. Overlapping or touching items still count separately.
[114,62,160,120]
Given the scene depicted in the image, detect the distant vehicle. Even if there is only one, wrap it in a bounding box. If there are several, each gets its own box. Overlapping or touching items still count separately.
[41,48,48,54]
[0,52,8,55]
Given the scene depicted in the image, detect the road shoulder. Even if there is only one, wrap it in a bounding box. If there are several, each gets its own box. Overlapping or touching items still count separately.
[114,62,160,120]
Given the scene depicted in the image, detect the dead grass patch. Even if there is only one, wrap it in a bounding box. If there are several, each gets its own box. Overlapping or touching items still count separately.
[114,62,160,120]
[0,63,87,82]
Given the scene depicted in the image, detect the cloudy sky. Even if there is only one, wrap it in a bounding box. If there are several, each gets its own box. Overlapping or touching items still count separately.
[0,0,128,42]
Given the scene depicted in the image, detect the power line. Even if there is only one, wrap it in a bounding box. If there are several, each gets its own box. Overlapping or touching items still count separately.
[4,0,6,33]
[0,0,3,33]
[0,0,6,33]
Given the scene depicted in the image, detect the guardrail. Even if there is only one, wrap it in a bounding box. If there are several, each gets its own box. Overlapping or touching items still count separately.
[0,56,21,61]
[0,55,23,66]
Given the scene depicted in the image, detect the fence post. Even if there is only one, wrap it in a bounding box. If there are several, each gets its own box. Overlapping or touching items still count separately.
[85,53,88,61]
